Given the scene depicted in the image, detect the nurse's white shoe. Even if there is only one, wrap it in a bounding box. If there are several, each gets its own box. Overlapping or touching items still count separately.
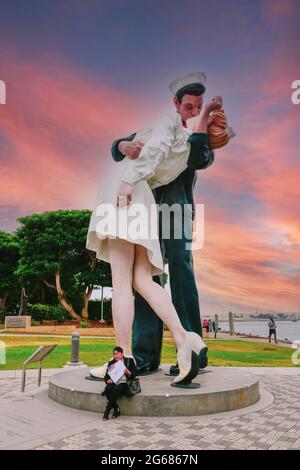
[89,362,109,379]
[173,332,207,384]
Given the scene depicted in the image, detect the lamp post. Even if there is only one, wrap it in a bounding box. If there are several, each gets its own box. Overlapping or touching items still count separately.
[99,286,105,323]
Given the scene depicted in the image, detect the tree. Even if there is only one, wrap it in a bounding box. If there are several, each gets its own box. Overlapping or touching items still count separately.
[15,210,112,320]
[0,231,20,316]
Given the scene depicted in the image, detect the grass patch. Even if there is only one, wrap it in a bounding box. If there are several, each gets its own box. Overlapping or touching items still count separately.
[0,335,297,370]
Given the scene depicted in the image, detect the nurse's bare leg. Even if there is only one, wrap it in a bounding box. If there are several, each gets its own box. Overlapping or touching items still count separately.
[108,238,135,357]
[132,244,186,347]
[132,245,207,383]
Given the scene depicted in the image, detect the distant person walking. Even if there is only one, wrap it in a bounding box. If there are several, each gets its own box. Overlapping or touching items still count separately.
[268,315,278,343]
[212,320,217,338]
[202,319,209,333]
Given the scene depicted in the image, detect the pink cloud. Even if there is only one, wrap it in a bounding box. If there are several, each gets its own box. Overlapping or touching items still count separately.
[192,207,300,314]
[262,0,298,23]
[0,49,156,230]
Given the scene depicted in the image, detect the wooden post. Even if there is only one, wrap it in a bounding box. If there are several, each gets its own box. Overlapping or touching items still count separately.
[38,362,42,386]
[21,367,26,393]
[214,314,219,338]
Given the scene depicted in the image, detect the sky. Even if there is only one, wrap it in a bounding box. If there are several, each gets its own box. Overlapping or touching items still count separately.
[0,0,299,315]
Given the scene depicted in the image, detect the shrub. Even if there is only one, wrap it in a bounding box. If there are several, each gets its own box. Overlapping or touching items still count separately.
[28,304,49,322]
[28,300,112,323]
[50,305,66,322]
[28,304,66,323]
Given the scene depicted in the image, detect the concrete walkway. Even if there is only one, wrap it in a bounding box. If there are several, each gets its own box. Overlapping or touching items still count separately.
[0,367,299,450]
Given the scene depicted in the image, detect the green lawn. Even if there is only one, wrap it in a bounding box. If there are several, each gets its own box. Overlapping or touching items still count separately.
[0,335,297,370]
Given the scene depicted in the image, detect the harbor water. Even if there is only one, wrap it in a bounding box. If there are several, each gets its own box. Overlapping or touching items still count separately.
[218,320,300,342]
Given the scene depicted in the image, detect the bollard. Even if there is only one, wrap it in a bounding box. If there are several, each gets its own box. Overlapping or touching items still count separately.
[229,311,235,336]
[70,332,80,364]
[64,332,85,367]
[64,333,86,368]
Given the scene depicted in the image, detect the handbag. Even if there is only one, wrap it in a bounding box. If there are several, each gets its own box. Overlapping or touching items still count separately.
[126,377,141,397]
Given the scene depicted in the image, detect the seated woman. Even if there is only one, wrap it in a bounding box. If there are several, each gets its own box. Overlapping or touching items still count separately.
[102,346,137,421]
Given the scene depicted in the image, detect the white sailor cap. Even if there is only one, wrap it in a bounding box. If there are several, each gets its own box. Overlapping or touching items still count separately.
[169,72,207,95]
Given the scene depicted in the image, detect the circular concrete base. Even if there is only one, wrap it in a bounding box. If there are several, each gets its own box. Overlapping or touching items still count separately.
[48,365,260,417]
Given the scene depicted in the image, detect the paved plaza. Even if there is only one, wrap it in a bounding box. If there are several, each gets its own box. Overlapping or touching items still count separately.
[0,367,299,450]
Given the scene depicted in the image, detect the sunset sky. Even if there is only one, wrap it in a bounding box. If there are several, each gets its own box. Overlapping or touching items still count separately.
[0,0,299,315]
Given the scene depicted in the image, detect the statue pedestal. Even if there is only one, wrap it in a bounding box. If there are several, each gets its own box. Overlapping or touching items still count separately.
[49,365,261,417]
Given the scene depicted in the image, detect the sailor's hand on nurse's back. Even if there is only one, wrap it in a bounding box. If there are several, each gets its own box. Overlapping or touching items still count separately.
[116,182,133,207]
[118,140,143,160]
[207,116,214,126]
[204,96,223,114]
